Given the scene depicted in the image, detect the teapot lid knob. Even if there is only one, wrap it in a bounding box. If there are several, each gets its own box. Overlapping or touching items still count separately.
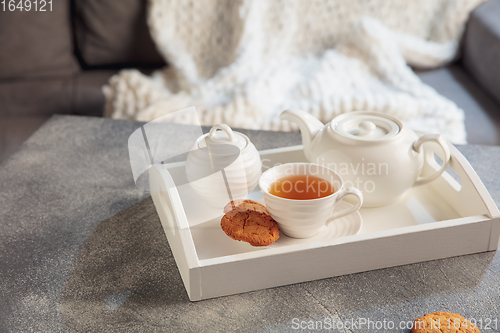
[359,121,376,135]
[332,113,400,140]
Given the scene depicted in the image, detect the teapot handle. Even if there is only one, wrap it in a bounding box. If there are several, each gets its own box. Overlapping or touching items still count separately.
[413,134,451,187]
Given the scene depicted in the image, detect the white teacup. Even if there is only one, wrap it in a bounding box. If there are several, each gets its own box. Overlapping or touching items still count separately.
[259,163,363,238]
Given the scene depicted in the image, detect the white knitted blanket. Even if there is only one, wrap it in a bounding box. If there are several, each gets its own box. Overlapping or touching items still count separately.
[103,0,486,144]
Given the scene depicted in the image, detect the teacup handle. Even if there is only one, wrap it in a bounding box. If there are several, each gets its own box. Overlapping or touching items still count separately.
[413,134,451,187]
[329,187,363,221]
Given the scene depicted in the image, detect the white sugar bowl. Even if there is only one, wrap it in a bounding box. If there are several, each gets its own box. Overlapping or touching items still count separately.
[185,124,262,209]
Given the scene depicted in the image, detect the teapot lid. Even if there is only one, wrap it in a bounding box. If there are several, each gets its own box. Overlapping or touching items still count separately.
[198,124,248,150]
[332,113,400,141]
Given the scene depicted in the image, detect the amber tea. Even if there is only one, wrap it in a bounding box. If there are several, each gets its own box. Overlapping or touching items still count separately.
[268,174,335,200]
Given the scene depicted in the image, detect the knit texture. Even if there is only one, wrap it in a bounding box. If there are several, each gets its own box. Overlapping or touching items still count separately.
[103,0,486,144]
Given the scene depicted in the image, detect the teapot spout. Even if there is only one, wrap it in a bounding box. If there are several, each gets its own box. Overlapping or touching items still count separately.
[280,109,324,160]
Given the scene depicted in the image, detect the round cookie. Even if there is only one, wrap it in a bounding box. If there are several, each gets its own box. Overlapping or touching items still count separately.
[221,200,279,246]
[412,312,480,333]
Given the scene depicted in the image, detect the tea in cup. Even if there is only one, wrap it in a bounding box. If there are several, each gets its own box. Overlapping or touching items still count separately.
[259,163,363,238]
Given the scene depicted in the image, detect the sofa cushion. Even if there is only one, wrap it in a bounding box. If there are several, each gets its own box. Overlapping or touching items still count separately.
[73,70,118,116]
[0,69,161,118]
[462,0,500,106]
[417,65,500,145]
[0,76,74,117]
[74,0,166,67]
[0,0,79,79]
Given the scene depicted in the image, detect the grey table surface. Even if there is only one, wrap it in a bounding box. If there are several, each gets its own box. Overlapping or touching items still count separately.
[1,115,500,333]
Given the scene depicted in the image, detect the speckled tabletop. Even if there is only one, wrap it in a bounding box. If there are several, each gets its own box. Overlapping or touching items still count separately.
[1,115,499,332]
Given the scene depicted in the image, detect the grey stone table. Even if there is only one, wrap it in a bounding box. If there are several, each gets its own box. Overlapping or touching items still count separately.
[1,115,500,333]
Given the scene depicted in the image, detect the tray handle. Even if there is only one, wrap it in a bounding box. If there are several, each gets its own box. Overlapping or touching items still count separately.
[150,165,190,235]
[422,144,500,219]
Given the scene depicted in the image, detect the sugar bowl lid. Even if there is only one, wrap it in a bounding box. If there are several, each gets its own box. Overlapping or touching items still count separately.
[331,112,401,141]
[198,124,248,150]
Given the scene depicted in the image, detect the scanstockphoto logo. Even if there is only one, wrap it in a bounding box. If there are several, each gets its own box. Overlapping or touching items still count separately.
[291,317,398,331]
[264,163,341,199]
[127,106,248,214]
[316,156,389,194]
[290,316,490,331]
[127,106,204,186]
[291,317,431,331]
[127,107,386,226]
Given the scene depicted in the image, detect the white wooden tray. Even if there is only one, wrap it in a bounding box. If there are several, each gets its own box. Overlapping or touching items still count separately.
[149,145,500,301]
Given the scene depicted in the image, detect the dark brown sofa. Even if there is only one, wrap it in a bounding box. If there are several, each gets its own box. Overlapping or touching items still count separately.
[1,0,500,165]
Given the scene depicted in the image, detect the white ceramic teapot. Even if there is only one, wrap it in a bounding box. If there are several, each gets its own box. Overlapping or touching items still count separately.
[281,109,451,207]
[185,124,262,209]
